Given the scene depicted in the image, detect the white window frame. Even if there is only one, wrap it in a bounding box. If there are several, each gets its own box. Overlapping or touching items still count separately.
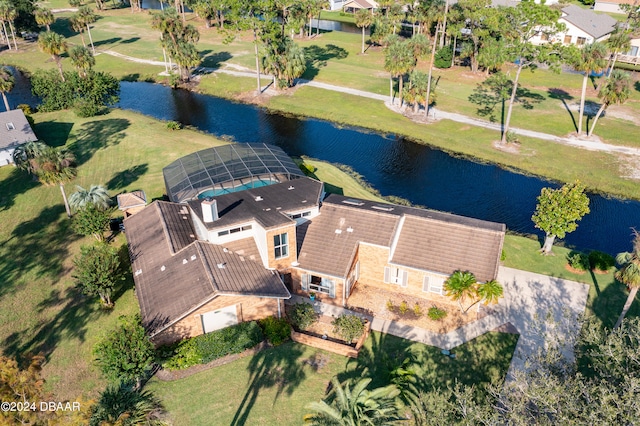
[274,232,289,259]
[424,275,444,295]
[384,266,408,287]
[303,273,335,298]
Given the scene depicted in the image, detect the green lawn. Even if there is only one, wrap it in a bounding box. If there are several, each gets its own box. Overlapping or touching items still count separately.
[148,331,517,426]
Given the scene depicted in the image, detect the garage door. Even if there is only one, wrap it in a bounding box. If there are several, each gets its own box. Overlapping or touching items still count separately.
[201,305,238,333]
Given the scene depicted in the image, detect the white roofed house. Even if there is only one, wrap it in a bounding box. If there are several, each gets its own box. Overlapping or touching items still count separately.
[0,109,38,167]
[531,5,618,46]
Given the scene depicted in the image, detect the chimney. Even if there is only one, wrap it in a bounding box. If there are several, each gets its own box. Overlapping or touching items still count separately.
[201,198,219,223]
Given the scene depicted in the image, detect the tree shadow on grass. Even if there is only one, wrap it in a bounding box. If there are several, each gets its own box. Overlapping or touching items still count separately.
[0,168,39,212]
[230,341,307,426]
[106,163,148,190]
[71,118,130,166]
[302,44,348,81]
[200,51,232,69]
[548,88,577,133]
[590,277,640,329]
[32,121,74,148]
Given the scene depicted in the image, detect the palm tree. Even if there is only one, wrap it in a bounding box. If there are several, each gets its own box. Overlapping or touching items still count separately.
[355,9,374,54]
[304,377,403,425]
[38,31,68,81]
[77,6,97,54]
[70,185,111,211]
[444,270,478,313]
[588,70,632,137]
[477,279,504,306]
[613,231,640,329]
[90,382,169,426]
[604,29,631,80]
[69,45,95,77]
[12,140,47,174]
[0,66,14,111]
[384,39,416,106]
[573,42,608,136]
[34,7,55,31]
[33,147,77,218]
[0,1,17,50]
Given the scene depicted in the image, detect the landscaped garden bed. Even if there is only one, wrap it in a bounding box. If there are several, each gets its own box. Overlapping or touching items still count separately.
[286,303,370,358]
[347,283,485,333]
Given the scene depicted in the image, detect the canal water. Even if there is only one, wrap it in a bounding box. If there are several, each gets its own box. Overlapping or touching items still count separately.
[7,74,639,255]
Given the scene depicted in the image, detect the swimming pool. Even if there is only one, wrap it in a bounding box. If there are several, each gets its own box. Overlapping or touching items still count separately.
[197,179,277,199]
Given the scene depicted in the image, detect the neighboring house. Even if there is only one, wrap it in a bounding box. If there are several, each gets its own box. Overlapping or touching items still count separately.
[532,5,617,45]
[594,0,637,14]
[117,190,147,217]
[0,109,38,166]
[616,36,640,64]
[343,0,378,13]
[329,0,349,10]
[125,143,506,345]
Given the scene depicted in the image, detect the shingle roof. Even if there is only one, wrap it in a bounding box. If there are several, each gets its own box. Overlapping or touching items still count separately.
[117,191,147,210]
[297,203,399,277]
[297,194,505,281]
[125,201,289,335]
[187,177,324,230]
[561,5,617,39]
[0,110,38,150]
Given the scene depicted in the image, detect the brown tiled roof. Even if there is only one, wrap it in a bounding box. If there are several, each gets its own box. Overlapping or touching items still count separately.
[222,237,261,263]
[0,110,38,150]
[124,201,289,335]
[117,191,147,210]
[296,194,504,281]
[391,216,504,283]
[297,202,400,277]
[187,177,324,230]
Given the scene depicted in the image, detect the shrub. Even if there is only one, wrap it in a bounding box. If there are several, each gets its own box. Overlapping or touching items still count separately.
[332,314,365,342]
[427,306,447,321]
[506,131,519,144]
[386,299,395,312]
[500,249,506,261]
[434,46,453,69]
[288,302,317,330]
[588,250,615,271]
[567,251,589,271]
[161,321,263,370]
[258,316,290,346]
[413,303,423,317]
[166,120,182,130]
[399,301,409,315]
[17,104,33,114]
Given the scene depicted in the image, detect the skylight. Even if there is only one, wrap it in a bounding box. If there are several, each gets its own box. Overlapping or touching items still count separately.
[342,199,365,206]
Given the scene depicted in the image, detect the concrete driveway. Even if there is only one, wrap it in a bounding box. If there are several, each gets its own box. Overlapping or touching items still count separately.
[495,267,590,380]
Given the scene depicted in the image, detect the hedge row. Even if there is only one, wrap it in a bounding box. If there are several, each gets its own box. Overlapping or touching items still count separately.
[161,321,263,370]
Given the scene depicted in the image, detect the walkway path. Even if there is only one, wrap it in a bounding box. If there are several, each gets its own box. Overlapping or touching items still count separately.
[102,50,640,157]
[288,266,589,381]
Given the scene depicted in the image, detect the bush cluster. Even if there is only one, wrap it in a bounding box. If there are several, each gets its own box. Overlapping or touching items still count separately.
[434,46,453,69]
[258,316,290,346]
[288,302,317,330]
[588,250,615,271]
[567,251,590,271]
[161,321,263,370]
[31,69,120,117]
[331,314,365,342]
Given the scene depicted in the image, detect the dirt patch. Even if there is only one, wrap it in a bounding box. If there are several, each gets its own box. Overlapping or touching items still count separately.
[347,283,483,334]
[564,264,586,275]
[493,322,519,334]
[618,154,640,180]
[492,140,520,154]
[302,314,354,344]
[604,105,639,123]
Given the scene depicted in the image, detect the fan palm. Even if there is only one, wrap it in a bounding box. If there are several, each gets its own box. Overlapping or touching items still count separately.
[33,147,77,218]
[0,1,17,50]
[613,231,640,329]
[12,140,47,174]
[588,69,632,137]
[384,39,416,106]
[444,270,478,313]
[304,377,403,425]
[77,6,97,54]
[355,9,374,54]
[90,382,169,426]
[573,42,608,136]
[0,66,14,111]
[70,185,111,211]
[34,7,54,31]
[38,31,68,81]
[477,279,504,306]
[604,29,631,79]
[69,45,95,77]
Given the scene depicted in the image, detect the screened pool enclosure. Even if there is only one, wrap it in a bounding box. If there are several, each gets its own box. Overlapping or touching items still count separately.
[163,143,306,203]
